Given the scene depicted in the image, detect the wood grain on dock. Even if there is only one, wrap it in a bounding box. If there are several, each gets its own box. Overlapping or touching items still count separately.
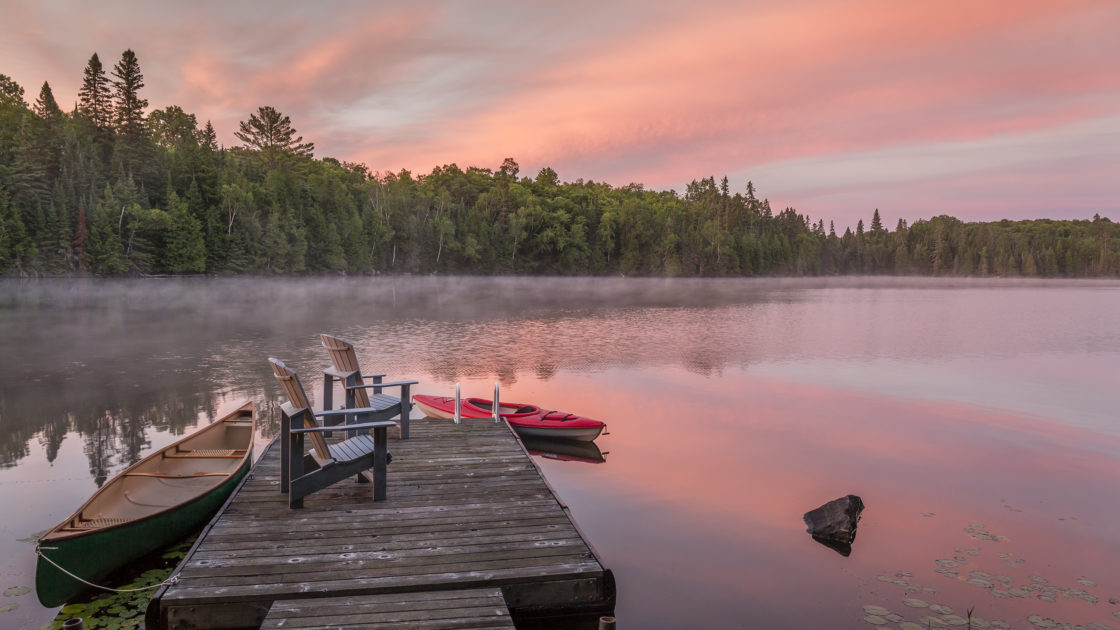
[147,417,614,629]
[261,587,516,629]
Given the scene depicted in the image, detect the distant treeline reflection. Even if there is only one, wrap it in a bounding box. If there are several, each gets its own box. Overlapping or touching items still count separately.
[1,52,1118,278]
[0,387,282,485]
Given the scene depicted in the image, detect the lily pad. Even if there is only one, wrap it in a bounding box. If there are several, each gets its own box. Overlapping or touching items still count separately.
[0,603,16,613]
[60,603,86,615]
[864,614,887,625]
[863,605,891,616]
[902,598,928,608]
[2,586,30,597]
[1026,615,1057,629]
[941,614,969,627]
[929,604,953,615]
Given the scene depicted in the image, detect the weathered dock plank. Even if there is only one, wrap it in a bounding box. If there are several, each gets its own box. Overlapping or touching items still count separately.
[147,417,613,629]
[261,587,516,629]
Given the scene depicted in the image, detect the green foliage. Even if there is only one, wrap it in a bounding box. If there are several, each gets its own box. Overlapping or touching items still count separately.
[163,192,206,272]
[1,50,1118,278]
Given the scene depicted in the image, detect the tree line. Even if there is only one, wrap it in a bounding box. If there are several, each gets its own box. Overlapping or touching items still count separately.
[1,50,1117,277]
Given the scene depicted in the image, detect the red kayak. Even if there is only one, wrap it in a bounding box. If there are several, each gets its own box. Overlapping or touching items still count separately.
[413,395,606,442]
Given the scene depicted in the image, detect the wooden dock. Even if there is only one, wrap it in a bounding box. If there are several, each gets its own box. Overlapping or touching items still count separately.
[146,416,615,629]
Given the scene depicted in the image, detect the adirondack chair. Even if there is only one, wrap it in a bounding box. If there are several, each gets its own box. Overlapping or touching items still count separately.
[320,334,418,439]
[270,358,397,508]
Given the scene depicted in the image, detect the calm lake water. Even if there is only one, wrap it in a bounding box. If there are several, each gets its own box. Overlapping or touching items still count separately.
[1,276,1119,629]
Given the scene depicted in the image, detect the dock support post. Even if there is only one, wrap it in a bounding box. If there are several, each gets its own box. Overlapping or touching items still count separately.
[599,616,617,630]
[493,382,500,422]
[454,383,462,424]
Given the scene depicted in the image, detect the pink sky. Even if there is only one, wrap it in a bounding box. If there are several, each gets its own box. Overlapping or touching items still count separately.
[1,0,1117,228]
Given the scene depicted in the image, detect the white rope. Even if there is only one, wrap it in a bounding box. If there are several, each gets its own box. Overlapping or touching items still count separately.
[35,546,180,594]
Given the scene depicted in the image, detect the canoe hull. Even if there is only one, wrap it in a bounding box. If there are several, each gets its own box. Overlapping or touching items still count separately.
[35,404,254,607]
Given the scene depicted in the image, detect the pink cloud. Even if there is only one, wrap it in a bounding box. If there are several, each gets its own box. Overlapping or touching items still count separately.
[2,0,1115,223]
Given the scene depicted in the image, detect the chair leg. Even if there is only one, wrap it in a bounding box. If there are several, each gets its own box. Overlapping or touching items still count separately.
[280,412,291,494]
[373,426,388,501]
[289,432,305,509]
[322,373,334,437]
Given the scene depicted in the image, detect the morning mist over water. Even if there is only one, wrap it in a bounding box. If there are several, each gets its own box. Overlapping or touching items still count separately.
[2,276,1119,629]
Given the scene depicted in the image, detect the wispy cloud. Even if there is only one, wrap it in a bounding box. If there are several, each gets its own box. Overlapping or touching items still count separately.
[0,0,1115,225]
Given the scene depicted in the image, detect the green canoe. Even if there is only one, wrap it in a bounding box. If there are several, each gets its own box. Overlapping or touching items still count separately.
[35,402,255,607]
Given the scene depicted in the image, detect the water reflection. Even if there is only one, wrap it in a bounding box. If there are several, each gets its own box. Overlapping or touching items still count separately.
[532,369,1120,629]
[2,277,1119,629]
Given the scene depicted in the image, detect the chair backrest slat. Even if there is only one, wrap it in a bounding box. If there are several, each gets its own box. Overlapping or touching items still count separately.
[269,358,331,460]
[320,334,371,407]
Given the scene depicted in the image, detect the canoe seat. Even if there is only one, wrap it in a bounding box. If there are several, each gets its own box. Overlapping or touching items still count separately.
[73,516,134,529]
[165,448,247,458]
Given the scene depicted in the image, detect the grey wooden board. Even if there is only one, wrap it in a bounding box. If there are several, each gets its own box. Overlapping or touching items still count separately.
[261,587,516,629]
[150,417,609,629]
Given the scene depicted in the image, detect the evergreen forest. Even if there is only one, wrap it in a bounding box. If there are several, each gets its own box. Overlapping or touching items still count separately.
[1,50,1118,278]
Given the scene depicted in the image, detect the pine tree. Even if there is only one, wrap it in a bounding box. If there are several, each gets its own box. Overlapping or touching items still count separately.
[234,106,313,169]
[111,49,152,181]
[30,82,65,192]
[78,53,112,128]
[111,49,147,133]
[870,208,884,233]
[199,120,218,151]
[33,82,62,120]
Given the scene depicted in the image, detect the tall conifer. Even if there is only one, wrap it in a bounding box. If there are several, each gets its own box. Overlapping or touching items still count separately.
[111,49,147,133]
[78,53,112,128]
[33,82,62,120]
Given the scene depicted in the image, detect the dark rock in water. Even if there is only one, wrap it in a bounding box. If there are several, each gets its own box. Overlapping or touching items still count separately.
[804,495,864,556]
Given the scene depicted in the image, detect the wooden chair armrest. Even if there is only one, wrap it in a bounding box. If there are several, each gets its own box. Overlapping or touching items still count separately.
[361,373,387,380]
[312,407,391,419]
[322,366,357,380]
[344,380,419,390]
[291,420,397,434]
